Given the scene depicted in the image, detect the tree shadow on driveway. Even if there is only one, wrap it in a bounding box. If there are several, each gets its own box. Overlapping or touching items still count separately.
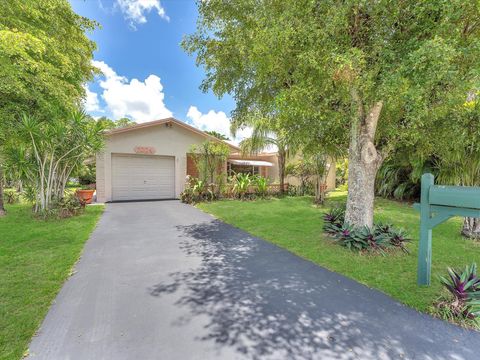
[149,219,478,360]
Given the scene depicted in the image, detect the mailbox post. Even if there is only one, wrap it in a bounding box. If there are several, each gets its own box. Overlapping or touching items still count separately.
[415,173,480,286]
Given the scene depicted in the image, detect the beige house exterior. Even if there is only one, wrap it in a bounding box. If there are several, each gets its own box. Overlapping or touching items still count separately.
[95,117,336,202]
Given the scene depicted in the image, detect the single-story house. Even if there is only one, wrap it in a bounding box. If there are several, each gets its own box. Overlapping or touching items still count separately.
[95,117,336,202]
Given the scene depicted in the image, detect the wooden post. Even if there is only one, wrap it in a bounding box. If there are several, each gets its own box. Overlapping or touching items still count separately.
[417,173,434,286]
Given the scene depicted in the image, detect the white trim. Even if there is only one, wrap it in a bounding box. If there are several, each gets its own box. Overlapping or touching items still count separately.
[228,159,273,167]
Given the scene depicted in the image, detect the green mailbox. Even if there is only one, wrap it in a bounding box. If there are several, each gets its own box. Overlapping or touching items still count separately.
[415,173,480,286]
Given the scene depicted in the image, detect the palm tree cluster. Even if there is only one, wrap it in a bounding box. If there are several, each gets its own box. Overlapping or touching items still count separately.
[3,111,104,213]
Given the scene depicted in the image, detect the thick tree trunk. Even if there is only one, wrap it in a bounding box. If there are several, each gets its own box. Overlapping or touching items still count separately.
[344,97,384,228]
[462,217,480,239]
[0,166,6,216]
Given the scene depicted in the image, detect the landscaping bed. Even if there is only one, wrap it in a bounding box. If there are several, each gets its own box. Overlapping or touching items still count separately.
[198,191,480,321]
[0,204,103,360]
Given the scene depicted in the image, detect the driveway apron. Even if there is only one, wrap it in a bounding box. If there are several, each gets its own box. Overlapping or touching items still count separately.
[27,201,480,360]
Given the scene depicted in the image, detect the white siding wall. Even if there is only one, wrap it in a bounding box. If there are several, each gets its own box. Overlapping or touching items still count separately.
[95,152,106,202]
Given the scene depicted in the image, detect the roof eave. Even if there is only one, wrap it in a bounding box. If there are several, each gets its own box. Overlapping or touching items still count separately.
[104,117,240,151]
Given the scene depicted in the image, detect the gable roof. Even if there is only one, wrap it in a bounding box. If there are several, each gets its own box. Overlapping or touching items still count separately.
[105,117,240,151]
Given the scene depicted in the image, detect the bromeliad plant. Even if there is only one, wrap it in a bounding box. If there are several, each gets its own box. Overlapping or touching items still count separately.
[323,206,411,254]
[335,223,368,251]
[322,205,345,234]
[335,224,391,253]
[375,223,410,254]
[440,264,480,301]
[437,263,480,326]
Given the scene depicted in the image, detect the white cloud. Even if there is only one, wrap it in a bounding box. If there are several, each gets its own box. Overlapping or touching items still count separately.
[83,84,100,112]
[92,60,172,123]
[186,106,252,145]
[116,0,169,28]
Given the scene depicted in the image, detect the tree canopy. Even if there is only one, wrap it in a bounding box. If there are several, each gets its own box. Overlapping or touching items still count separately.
[0,0,98,125]
[204,130,230,141]
[184,0,480,227]
[96,116,136,130]
[0,0,98,215]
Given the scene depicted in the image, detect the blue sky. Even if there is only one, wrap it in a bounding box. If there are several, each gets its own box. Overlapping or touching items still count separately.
[70,0,248,141]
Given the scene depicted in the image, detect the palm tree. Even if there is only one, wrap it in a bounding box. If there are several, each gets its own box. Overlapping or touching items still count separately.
[232,116,295,194]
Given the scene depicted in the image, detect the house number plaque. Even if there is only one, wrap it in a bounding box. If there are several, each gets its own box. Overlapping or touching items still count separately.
[134,146,156,155]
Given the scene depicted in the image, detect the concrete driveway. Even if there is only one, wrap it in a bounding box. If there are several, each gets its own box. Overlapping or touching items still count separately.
[28,201,480,360]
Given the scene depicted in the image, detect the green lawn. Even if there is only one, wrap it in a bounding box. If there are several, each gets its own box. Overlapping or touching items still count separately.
[0,204,104,360]
[198,191,480,315]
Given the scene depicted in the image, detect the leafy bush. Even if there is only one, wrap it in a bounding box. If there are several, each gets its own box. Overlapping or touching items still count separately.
[435,263,480,328]
[36,193,85,219]
[286,182,315,197]
[80,183,96,190]
[3,189,19,204]
[55,194,85,218]
[323,206,411,253]
[77,164,96,185]
[21,186,37,204]
[231,173,252,199]
[254,175,268,198]
[335,158,348,187]
[180,176,215,204]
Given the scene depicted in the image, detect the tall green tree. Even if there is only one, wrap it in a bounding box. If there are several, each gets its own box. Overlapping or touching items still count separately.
[96,116,136,130]
[205,130,230,141]
[0,0,98,215]
[184,0,480,227]
[189,141,230,184]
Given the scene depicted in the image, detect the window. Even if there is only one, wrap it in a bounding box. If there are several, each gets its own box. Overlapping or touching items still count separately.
[228,163,260,176]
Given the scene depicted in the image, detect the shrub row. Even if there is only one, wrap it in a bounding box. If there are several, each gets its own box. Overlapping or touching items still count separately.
[181,174,275,204]
[323,205,410,253]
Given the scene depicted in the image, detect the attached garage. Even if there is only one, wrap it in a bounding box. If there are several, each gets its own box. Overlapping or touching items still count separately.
[95,118,239,203]
[111,154,175,201]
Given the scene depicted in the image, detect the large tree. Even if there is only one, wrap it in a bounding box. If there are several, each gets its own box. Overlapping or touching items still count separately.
[0,0,98,215]
[184,0,480,227]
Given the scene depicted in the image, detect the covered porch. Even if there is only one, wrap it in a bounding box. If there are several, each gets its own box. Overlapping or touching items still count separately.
[227,159,274,178]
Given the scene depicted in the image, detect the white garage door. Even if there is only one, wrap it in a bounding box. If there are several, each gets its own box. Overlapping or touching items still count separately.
[111,154,175,201]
